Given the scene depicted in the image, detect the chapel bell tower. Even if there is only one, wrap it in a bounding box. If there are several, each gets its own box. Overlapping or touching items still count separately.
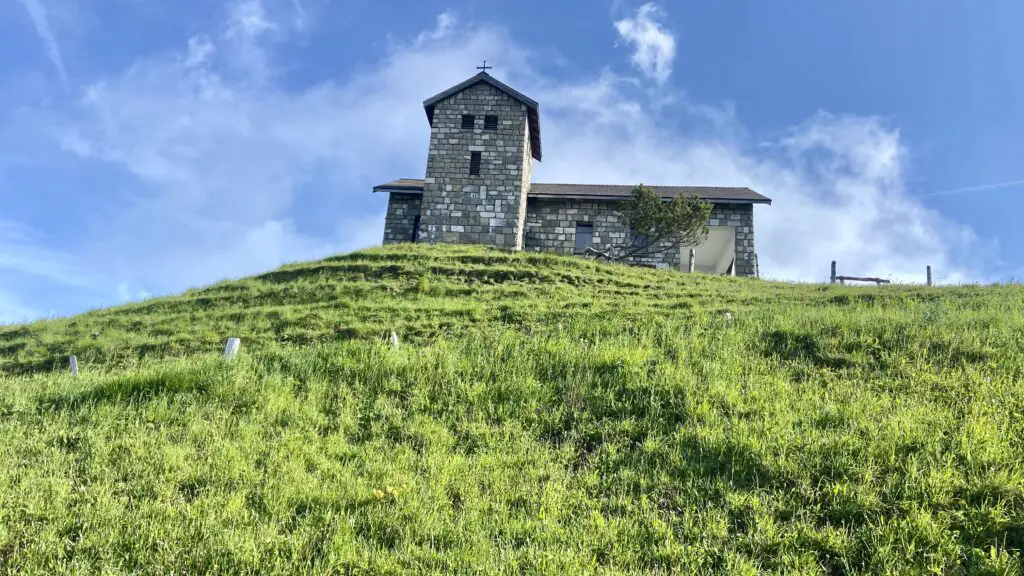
[417,65,542,250]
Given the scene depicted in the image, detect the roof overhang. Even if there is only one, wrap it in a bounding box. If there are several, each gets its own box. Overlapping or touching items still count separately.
[423,72,542,162]
[372,186,424,194]
[528,194,772,205]
[372,179,772,205]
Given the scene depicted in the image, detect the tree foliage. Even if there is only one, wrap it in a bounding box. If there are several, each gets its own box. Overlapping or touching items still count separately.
[585,183,713,261]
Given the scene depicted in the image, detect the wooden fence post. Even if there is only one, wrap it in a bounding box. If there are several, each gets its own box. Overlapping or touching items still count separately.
[688,248,695,273]
[830,261,837,284]
[927,265,933,287]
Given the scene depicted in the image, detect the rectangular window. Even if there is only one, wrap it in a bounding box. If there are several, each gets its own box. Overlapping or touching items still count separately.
[574,223,594,252]
[461,114,475,129]
[411,215,420,242]
[469,151,482,176]
[630,227,650,249]
[484,115,498,130]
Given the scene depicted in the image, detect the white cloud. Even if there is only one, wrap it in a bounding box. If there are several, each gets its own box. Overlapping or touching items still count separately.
[416,11,457,44]
[16,0,68,84]
[533,79,987,283]
[184,36,216,68]
[220,0,304,82]
[23,0,994,321]
[226,0,277,39]
[614,3,676,84]
[50,2,441,297]
[115,282,150,303]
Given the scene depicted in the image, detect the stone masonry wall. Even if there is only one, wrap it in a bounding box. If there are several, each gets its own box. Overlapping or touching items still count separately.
[382,193,422,244]
[713,203,756,276]
[524,198,757,276]
[419,82,531,250]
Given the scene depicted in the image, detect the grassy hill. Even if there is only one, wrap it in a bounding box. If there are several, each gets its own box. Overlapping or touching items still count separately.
[1,244,1023,574]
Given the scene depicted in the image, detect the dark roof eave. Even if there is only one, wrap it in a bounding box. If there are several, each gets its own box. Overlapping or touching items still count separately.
[529,194,771,205]
[528,107,542,161]
[372,186,424,193]
[372,185,771,205]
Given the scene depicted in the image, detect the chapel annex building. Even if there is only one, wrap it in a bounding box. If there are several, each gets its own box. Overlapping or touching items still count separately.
[374,70,771,276]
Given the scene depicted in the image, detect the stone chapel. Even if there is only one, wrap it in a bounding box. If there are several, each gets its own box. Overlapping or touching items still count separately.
[373,70,771,276]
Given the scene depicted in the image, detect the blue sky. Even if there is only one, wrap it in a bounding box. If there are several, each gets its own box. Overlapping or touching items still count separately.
[2,0,1022,322]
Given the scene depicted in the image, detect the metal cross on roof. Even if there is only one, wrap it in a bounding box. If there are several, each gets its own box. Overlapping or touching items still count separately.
[476,60,492,72]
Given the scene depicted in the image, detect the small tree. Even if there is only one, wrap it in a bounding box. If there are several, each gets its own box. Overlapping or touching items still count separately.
[584,183,713,261]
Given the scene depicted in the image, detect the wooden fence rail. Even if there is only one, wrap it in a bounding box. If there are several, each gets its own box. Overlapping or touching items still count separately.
[830,260,933,286]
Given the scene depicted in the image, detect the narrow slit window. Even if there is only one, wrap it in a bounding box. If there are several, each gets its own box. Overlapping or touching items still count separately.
[484,115,498,130]
[411,215,420,242]
[575,223,594,252]
[461,114,475,129]
[469,151,482,176]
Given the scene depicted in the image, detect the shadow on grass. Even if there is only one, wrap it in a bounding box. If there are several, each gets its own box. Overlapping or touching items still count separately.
[0,356,59,377]
[0,325,32,341]
[36,371,210,412]
[924,340,992,369]
[256,263,406,284]
[761,329,855,370]
[664,434,797,497]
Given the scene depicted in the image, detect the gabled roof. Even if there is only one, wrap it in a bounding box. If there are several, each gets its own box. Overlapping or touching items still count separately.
[372,179,772,205]
[423,72,542,161]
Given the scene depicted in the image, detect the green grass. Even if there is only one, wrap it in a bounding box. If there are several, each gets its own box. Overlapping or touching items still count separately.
[1,243,1023,574]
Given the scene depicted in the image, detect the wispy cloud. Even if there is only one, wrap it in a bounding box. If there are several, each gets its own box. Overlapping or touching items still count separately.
[917,178,1024,198]
[226,0,278,39]
[16,0,68,85]
[221,0,308,82]
[51,0,400,294]
[0,219,88,322]
[0,220,87,288]
[614,3,676,84]
[0,290,36,325]
[416,11,457,44]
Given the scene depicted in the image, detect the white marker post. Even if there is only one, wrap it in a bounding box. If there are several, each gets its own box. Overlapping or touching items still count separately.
[223,338,241,360]
[69,355,78,376]
[389,331,400,349]
[688,248,696,273]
